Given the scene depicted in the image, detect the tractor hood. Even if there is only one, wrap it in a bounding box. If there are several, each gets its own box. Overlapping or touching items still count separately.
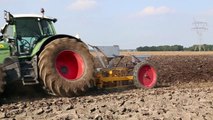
[0,42,9,50]
[0,42,10,63]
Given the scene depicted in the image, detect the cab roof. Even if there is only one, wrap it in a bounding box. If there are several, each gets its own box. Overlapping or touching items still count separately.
[14,14,48,18]
[13,14,57,21]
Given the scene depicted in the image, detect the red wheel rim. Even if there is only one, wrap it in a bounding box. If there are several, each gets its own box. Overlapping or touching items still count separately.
[138,64,157,88]
[55,50,84,81]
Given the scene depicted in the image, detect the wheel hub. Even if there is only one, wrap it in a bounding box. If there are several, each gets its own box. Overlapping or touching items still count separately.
[60,66,68,74]
[55,50,84,81]
[144,74,150,79]
[138,64,157,88]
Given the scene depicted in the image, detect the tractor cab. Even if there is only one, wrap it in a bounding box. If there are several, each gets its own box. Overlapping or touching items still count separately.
[1,11,57,55]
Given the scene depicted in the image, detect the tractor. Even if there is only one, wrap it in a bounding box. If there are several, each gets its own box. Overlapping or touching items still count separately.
[0,10,94,97]
[0,10,157,97]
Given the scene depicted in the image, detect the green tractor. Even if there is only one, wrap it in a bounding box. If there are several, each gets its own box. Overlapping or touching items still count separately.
[0,10,95,97]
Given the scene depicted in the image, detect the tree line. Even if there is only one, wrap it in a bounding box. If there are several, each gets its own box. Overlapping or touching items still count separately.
[136,44,213,51]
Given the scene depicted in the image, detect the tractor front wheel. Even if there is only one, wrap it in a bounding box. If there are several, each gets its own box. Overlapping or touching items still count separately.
[38,37,94,97]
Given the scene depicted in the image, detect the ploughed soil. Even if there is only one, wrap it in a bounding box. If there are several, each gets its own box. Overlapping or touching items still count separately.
[146,55,213,86]
[0,55,213,120]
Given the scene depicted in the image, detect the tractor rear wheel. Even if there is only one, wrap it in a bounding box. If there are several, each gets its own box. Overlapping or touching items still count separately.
[38,37,94,97]
[133,62,157,89]
[0,65,6,95]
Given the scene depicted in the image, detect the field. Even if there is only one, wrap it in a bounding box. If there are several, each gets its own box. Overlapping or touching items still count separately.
[120,51,213,56]
[0,51,213,120]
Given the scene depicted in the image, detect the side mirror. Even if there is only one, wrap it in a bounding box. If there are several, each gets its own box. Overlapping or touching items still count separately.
[4,10,14,24]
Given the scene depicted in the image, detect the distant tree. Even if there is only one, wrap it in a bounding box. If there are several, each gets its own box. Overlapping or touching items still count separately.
[136,45,184,51]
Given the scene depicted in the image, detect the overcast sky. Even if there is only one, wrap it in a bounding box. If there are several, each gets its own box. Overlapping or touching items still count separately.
[0,0,213,49]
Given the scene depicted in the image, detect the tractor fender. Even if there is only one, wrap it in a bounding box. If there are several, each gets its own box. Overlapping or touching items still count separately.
[31,34,83,57]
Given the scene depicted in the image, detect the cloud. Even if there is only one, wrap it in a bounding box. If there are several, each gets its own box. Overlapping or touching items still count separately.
[137,6,174,17]
[68,0,97,11]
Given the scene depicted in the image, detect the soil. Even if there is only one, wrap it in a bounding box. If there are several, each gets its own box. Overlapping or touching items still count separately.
[0,82,213,120]
[0,55,213,120]
[146,55,213,86]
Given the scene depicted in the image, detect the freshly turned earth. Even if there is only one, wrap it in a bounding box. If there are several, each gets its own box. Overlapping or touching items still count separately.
[146,55,213,86]
[0,55,213,120]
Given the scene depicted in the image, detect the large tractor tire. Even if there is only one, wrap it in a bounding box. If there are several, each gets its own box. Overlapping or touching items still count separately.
[38,37,94,97]
[0,65,6,95]
[133,62,157,89]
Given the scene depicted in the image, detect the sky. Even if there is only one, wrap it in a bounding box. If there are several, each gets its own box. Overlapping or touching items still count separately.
[0,0,213,49]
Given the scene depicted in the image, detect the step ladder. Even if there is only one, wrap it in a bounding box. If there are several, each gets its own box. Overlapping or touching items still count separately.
[20,59,39,85]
